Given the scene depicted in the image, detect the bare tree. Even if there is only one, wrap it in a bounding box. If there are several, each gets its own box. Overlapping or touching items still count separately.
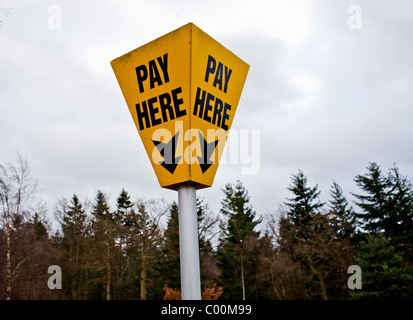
[134,199,167,300]
[0,154,38,300]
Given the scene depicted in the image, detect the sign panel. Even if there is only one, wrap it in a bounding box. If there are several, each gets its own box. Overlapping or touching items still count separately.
[111,23,249,189]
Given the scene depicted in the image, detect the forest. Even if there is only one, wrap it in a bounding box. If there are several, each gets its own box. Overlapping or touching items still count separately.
[1,156,413,300]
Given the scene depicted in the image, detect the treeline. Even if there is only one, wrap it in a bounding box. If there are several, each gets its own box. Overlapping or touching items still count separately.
[1,157,413,299]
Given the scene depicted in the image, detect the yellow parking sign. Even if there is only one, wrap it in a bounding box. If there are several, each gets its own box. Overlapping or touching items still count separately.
[111,23,249,190]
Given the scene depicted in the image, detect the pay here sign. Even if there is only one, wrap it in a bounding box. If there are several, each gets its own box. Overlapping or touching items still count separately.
[111,23,249,190]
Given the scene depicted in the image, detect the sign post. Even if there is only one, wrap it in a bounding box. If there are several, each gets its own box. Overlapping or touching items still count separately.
[178,183,201,299]
[111,23,249,300]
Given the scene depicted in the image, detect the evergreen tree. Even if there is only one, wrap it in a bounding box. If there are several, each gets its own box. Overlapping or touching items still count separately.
[115,189,137,299]
[135,200,164,300]
[161,202,181,290]
[59,194,90,299]
[353,163,413,261]
[91,190,112,221]
[352,233,413,299]
[218,181,261,300]
[284,170,324,225]
[328,181,355,240]
[353,163,390,234]
[90,190,121,300]
[220,181,260,243]
[386,166,413,260]
[116,188,133,221]
[277,173,354,300]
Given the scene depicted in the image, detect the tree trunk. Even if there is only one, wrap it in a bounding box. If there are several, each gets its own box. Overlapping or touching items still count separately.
[140,226,148,300]
[240,248,245,300]
[307,254,328,300]
[270,270,283,300]
[6,227,12,300]
[140,208,149,300]
[317,272,328,300]
[106,260,111,300]
[140,254,147,300]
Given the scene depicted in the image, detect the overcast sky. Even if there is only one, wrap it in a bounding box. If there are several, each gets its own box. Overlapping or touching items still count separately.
[1,0,413,226]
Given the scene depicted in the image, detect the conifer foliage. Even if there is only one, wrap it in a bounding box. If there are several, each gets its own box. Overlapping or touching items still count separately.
[1,156,413,299]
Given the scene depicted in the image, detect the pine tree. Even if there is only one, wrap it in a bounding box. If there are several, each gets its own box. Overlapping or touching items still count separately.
[91,190,112,221]
[220,181,260,244]
[90,190,120,300]
[135,200,164,300]
[352,233,413,299]
[386,166,413,260]
[115,189,137,299]
[59,194,89,299]
[352,163,390,234]
[218,181,261,300]
[328,181,355,240]
[353,163,413,261]
[116,188,133,221]
[161,202,181,290]
[277,173,353,300]
[284,170,324,225]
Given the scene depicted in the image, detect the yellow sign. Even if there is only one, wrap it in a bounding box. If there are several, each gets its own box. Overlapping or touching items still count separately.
[111,23,249,190]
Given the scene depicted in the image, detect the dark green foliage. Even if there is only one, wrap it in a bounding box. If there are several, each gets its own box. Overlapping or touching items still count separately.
[220,181,260,243]
[352,233,413,300]
[116,188,134,222]
[91,190,112,221]
[284,170,325,225]
[59,194,90,299]
[386,166,413,259]
[217,181,261,300]
[329,181,355,241]
[161,202,181,290]
[353,163,413,261]
[353,163,391,234]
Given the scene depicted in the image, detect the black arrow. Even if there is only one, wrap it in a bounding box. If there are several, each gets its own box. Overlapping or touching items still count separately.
[152,132,181,174]
[197,131,219,174]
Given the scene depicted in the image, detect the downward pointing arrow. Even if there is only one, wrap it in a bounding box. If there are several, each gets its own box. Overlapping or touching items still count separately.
[152,132,181,174]
[197,131,219,174]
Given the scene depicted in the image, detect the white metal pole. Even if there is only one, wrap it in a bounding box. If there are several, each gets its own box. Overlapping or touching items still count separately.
[178,183,201,300]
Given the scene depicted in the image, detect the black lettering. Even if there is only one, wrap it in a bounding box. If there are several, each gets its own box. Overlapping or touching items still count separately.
[135,65,148,93]
[224,66,232,93]
[157,54,169,84]
[171,87,186,118]
[203,93,214,123]
[212,97,223,127]
[193,87,206,118]
[148,59,162,89]
[147,96,161,127]
[158,92,174,123]
[204,55,216,83]
[213,62,223,91]
[222,103,231,130]
[136,101,150,130]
